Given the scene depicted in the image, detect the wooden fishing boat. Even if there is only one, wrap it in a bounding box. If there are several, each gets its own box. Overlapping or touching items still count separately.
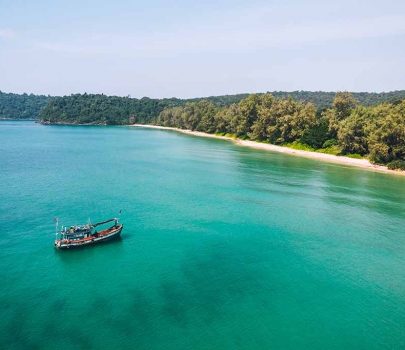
[54,216,123,249]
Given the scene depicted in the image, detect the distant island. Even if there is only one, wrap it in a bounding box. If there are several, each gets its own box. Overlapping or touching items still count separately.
[1,89,404,170]
[0,91,51,120]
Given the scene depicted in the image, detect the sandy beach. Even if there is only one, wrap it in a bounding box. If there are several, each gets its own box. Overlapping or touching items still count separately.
[132,124,405,176]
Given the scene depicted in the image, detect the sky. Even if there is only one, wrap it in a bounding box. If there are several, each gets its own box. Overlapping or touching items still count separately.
[1,0,405,98]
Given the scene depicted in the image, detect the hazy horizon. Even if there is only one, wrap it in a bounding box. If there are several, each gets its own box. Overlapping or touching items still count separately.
[2,88,405,100]
[1,0,404,98]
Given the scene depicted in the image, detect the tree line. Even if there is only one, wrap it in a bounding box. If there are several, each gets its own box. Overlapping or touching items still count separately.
[2,89,405,120]
[0,91,51,119]
[39,93,184,125]
[156,92,405,169]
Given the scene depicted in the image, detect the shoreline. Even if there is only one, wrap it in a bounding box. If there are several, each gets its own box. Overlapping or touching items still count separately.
[39,121,106,126]
[132,124,405,176]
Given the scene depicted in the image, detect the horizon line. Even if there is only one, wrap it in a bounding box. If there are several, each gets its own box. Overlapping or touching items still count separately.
[1,88,405,100]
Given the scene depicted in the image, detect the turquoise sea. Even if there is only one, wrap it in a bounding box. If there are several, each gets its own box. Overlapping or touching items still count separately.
[1,120,405,349]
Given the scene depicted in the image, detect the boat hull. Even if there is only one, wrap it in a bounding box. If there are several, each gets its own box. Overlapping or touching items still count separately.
[54,224,123,249]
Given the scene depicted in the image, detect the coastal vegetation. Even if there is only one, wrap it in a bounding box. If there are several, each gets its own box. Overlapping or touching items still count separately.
[37,90,405,125]
[155,92,405,169]
[0,90,51,119]
[39,94,184,125]
[3,89,405,121]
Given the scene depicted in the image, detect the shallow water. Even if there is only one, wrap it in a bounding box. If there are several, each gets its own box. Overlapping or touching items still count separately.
[1,121,405,349]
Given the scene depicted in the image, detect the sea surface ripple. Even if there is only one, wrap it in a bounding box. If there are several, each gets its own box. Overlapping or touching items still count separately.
[1,121,405,349]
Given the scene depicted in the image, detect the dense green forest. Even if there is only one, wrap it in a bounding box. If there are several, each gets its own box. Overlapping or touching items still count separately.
[39,94,186,125]
[156,92,405,169]
[0,91,51,119]
[193,90,405,110]
[38,90,405,125]
[1,89,405,121]
[38,93,255,125]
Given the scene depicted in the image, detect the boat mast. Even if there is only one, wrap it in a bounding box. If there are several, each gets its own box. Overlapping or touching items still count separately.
[116,210,122,226]
[54,217,59,238]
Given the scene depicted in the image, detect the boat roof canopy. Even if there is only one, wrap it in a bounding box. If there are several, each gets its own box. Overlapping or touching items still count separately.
[92,218,118,227]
